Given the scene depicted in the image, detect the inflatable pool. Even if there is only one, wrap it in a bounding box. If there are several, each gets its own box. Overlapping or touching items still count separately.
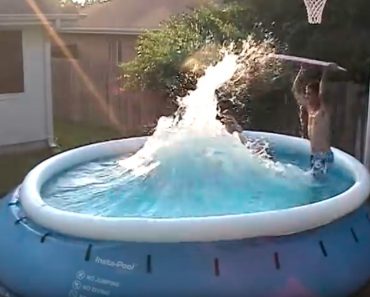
[0,131,370,297]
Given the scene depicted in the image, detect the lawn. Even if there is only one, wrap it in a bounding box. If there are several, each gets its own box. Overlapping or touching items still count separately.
[0,120,122,196]
[0,120,369,297]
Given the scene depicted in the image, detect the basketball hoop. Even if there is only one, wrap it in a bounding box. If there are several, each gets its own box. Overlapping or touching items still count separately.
[303,0,328,24]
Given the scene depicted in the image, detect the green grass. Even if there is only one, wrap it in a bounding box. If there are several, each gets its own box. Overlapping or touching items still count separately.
[0,120,122,195]
[0,121,370,296]
[54,120,123,150]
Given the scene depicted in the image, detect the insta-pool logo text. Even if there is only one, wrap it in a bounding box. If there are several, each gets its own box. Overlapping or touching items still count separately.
[95,256,136,271]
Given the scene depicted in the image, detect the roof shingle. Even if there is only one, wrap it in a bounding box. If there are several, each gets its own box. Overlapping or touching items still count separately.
[0,0,76,15]
[73,0,219,30]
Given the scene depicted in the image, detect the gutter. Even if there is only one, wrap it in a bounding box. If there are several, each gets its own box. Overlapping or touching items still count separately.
[58,27,151,36]
[0,13,83,26]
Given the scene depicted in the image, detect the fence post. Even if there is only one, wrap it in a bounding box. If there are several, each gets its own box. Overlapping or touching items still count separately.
[363,80,370,168]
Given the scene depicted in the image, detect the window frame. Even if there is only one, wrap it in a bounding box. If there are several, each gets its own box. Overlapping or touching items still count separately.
[0,29,25,99]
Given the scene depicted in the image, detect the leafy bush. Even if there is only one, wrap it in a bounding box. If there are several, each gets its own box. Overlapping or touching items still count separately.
[225,0,370,83]
[122,3,295,130]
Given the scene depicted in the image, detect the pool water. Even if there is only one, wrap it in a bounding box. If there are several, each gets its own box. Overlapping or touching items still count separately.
[40,50,355,219]
[41,135,355,218]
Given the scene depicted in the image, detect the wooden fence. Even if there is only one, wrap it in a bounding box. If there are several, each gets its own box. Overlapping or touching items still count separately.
[51,57,369,161]
[52,58,170,136]
[330,81,368,161]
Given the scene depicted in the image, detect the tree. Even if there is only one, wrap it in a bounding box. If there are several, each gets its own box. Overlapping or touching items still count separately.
[121,3,291,129]
[223,0,370,152]
[122,4,262,96]
[225,0,370,83]
[60,0,110,7]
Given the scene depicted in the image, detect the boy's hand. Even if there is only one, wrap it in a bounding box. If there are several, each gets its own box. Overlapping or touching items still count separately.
[326,62,339,72]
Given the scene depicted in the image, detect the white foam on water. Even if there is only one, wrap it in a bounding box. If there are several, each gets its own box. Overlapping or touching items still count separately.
[43,39,343,218]
[118,41,310,185]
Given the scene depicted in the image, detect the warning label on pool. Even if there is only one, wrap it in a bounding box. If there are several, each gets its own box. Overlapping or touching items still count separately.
[68,270,121,297]
[85,274,120,288]
[95,256,136,271]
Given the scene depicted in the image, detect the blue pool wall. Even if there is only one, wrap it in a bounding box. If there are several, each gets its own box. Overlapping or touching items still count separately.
[18,133,370,243]
[0,191,369,297]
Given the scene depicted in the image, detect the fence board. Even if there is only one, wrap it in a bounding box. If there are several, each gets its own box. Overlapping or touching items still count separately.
[52,58,369,160]
[52,57,168,136]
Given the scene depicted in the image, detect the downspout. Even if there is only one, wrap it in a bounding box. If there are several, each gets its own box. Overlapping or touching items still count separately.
[44,19,59,148]
[363,80,370,169]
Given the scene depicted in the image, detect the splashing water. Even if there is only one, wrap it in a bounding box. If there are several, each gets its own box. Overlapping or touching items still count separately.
[118,40,282,176]
[41,41,354,218]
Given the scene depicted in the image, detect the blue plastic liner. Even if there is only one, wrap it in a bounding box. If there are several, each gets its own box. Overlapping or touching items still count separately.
[0,191,369,297]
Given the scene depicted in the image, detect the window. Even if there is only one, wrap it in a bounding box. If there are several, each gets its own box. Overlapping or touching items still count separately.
[51,44,79,59]
[117,40,122,64]
[108,39,123,65]
[0,31,24,94]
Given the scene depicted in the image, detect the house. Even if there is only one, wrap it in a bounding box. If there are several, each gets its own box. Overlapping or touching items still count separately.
[53,0,219,135]
[58,0,216,67]
[0,0,79,153]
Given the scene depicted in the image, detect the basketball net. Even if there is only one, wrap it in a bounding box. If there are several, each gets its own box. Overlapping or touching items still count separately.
[303,0,328,24]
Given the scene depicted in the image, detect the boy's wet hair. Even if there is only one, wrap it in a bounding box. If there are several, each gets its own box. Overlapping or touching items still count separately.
[306,80,320,95]
[217,99,234,112]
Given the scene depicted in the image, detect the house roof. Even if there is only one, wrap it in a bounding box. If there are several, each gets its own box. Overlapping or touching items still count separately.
[0,0,80,26]
[60,0,221,35]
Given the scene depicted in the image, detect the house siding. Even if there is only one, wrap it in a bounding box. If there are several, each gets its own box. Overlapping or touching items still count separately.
[52,33,168,135]
[0,26,52,148]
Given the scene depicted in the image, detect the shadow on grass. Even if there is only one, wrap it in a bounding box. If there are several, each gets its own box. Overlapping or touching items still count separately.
[0,120,123,195]
[0,120,369,297]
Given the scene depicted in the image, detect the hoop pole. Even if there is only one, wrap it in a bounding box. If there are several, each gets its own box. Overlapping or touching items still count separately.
[363,75,370,169]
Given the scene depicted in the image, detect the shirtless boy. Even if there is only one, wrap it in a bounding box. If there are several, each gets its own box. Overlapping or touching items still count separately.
[216,99,248,144]
[292,63,339,177]
[216,99,273,159]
